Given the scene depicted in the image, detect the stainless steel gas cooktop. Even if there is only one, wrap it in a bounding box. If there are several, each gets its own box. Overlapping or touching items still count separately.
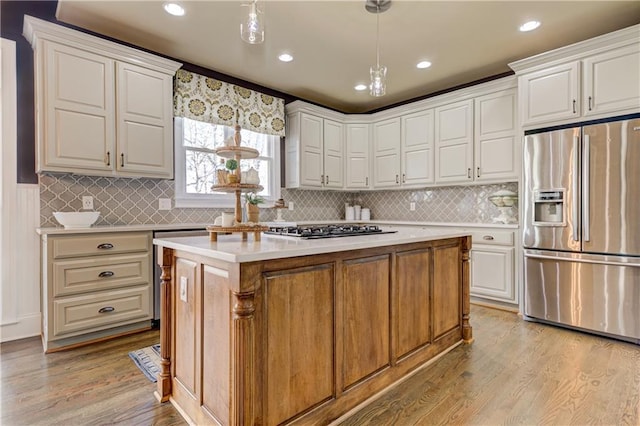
[264,224,396,239]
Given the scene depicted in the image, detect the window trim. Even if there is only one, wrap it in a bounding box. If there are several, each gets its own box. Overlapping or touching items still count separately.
[174,117,281,209]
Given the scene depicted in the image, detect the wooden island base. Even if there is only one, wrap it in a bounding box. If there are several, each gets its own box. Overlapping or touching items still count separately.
[155,235,472,425]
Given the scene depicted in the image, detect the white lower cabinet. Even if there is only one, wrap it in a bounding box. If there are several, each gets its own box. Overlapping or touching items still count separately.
[469,229,516,305]
[41,231,153,352]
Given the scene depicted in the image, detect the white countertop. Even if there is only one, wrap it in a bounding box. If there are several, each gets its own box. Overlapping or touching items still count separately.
[153,227,471,263]
[36,220,517,235]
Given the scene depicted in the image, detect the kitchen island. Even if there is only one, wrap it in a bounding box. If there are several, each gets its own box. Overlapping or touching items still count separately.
[153,227,472,425]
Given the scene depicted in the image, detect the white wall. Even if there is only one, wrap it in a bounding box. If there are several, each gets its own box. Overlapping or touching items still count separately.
[1,38,41,342]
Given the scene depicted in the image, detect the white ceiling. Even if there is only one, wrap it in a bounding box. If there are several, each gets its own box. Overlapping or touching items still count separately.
[55,1,640,113]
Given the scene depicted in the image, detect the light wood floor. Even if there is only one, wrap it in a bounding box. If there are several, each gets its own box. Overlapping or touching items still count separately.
[2,305,638,425]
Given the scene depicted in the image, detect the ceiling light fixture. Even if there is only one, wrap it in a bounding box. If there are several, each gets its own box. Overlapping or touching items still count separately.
[278,53,293,62]
[417,61,432,69]
[163,2,185,16]
[354,84,368,91]
[519,20,541,32]
[366,0,391,97]
[241,0,264,44]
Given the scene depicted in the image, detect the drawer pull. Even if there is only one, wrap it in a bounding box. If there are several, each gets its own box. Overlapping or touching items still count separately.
[483,235,495,241]
[98,306,115,314]
[97,243,114,250]
[98,271,114,278]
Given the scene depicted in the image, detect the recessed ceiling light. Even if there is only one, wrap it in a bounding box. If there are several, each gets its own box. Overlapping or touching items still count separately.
[278,53,294,62]
[519,20,541,32]
[164,3,185,16]
[354,84,367,91]
[416,61,432,69]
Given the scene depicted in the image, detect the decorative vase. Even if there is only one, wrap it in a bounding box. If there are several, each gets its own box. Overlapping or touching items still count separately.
[228,173,238,184]
[247,203,260,223]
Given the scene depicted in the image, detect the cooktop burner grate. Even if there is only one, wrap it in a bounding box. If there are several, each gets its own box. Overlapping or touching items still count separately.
[264,224,396,239]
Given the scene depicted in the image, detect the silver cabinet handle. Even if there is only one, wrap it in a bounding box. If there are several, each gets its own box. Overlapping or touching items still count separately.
[98,306,115,314]
[97,243,114,250]
[572,135,580,242]
[583,134,590,242]
[572,99,576,114]
[106,151,110,166]
[467,168,471,179]
[120,153,125,167]
[98,271,114,278]
[476,167,480,178]
[482,235,494,241]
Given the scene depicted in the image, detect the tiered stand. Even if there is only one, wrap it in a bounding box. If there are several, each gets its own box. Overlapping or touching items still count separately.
[206,126,268,242]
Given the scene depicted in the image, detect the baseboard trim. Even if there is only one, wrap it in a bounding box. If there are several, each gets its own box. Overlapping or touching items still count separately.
[0,313,42,342]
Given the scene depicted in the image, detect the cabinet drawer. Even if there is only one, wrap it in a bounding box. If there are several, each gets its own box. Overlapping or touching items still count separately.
[469,230,514,246]
[52,232,150,259]
[52,285,151,337]
[52,253,150,297]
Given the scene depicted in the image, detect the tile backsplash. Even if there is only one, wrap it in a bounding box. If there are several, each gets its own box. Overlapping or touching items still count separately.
[39,173,518,227]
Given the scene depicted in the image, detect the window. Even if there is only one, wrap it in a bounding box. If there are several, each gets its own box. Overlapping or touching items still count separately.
[174,117,280,208]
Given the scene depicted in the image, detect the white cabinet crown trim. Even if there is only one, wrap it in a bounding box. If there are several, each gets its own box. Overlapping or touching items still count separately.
[23,15,182,74]
[509,24,639,74]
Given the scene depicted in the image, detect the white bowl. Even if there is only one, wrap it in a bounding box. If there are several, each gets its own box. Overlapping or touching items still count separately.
[53,211,100,229]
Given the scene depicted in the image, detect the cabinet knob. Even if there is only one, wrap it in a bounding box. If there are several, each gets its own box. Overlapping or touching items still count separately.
[98,306,115,314]
[97,243,114,250]
[483,235,495,241]
[98,271,115,278]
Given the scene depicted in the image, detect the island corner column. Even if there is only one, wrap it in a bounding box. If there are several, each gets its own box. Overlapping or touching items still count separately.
[155,246,174,402]
[461,235,473,343]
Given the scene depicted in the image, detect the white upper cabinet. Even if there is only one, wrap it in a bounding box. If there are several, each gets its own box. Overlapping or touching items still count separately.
[372,118,401,188]
[518,62,580,126]
[435,99,474,184]
[401,110,434,186]
[474,88,518,182]
[583,44,640,117]
[511,24,640,128]
[345,123,370,189]
[285,110,344,189]
[24,16,181,179]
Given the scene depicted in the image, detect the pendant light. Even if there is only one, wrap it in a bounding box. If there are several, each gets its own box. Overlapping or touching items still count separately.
[366,0,391,97]
[241,0,264,44]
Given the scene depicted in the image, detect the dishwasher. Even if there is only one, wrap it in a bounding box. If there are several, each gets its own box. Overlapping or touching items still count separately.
[152,228,209,322]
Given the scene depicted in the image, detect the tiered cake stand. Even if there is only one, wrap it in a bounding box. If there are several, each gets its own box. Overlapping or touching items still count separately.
[206,125,268,241]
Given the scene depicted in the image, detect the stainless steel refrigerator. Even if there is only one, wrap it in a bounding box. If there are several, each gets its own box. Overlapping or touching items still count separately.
[523,115,640,344]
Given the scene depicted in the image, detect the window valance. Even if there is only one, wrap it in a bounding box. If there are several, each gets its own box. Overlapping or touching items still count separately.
[173,69,285,136]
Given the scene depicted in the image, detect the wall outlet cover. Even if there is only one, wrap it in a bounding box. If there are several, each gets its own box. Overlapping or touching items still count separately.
[410,202,416,211]
[82,196,94,210]
[288,201,294,211]
[159,198,172,210]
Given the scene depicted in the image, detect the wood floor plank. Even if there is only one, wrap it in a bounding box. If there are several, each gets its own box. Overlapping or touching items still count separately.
[2,305,638,426]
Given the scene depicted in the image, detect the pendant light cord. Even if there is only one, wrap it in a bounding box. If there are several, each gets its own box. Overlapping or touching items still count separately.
[375,2,380,68]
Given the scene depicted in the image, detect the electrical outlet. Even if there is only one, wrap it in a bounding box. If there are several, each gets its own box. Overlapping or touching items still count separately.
[410,202,416,211]
[159,198,172,210]
[288,201,294,211]
[180,276,188,302]
[82,196,94,210]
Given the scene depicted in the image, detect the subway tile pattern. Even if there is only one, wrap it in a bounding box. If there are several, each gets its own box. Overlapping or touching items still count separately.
[39,173,517,227]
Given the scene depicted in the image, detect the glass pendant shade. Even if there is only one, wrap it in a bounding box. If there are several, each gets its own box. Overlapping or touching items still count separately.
[240,1,264,44]
[370,64,387,97]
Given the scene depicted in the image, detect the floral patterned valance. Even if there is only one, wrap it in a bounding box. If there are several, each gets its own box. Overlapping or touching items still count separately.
[173,69,285,136]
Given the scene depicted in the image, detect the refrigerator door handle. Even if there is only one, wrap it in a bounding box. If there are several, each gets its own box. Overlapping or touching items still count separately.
[572,135,580,242]
[583,134,590,242]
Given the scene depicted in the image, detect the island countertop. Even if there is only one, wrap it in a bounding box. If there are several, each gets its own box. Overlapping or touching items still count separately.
[152,225,470,263]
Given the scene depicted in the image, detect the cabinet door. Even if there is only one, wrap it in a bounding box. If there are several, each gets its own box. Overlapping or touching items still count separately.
[116,62,174,178]
[43,41,114,172]
[299,113,324,187]
[373,118,401,188]
[474,89,518,182]
[471,245,515,302]
[435,100,473,184]
[345,124,370,189]
[519,62,580,126]
[401,109,434,186]
[583,44,640,117]
[323,119,344,188]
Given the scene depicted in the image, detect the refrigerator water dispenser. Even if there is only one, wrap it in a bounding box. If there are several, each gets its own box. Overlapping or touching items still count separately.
[533,190,565,225]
